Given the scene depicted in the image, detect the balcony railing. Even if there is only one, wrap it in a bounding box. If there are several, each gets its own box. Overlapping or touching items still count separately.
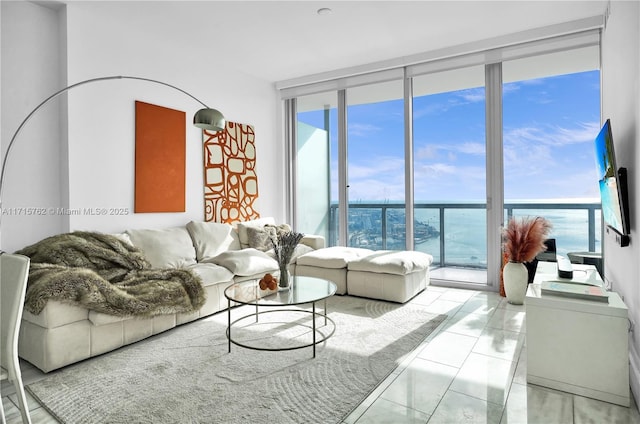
[328,202,601,269]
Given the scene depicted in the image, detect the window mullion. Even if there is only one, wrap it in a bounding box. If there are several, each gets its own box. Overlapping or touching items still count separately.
[337,89,348,246]
[404,70,414,250]
[485,63,504,289]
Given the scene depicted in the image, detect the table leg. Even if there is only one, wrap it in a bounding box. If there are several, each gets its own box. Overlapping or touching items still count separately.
[324,298,328,326]
[312,302,316,358]
[227,298,231,353]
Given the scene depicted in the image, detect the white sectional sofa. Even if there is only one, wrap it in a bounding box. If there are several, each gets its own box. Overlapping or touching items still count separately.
[295,246,376,295]
[18,218,320,373]
[18,217,432,373]
[295,247,433,303]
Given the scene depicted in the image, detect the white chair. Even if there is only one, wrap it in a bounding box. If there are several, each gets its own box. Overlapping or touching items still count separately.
[1,253,32,424]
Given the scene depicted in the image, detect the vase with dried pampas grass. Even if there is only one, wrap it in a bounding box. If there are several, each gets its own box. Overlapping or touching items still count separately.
[501,216,552,304]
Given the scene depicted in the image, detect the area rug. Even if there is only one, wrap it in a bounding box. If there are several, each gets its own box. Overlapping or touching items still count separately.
[27,295,447,424]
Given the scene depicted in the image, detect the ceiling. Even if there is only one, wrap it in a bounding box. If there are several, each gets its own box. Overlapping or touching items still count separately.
[50,1,609,84]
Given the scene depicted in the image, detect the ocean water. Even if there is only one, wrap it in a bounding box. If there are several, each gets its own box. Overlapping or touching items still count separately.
[338,205,601,268]
[413,208,601,267]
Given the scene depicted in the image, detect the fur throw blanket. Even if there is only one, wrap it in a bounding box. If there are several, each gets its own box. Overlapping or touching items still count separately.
[16,231,206,317]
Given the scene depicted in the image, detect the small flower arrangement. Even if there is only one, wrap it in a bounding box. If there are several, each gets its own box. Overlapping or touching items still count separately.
[271,231,304,289]
[502,216,552,263]
[272,231,305,267]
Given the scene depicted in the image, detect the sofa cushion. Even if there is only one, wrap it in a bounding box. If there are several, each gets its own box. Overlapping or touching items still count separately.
[186,221,241,261]
[246,225,277,251]
[126,227,197,268]
[110,232,134,246]
[236,217,276,249]
[22,300,88,329]
[266,243,315,264]
[267,223,292,236]
[88,311,127,326]
[347,250,433,275]
[185,263,234,287]
[246,223,292,252]
[300,234,325,250]
[296,246,374,269]
[203,248,278,276]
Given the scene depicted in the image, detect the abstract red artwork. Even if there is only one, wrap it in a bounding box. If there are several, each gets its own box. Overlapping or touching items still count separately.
[202,122,260,223]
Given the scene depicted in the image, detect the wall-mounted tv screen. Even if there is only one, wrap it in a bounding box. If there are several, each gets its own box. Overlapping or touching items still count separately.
[594,119,630,246]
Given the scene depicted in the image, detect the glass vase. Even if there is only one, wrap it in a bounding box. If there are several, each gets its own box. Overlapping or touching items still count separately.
[278,264,291,291]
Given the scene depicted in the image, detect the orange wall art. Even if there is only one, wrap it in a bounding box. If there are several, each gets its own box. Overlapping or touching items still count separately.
[134,101,186,213]
[202,122,260,223]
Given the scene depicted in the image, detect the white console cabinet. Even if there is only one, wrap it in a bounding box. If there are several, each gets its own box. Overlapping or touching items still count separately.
[525,261,630,406]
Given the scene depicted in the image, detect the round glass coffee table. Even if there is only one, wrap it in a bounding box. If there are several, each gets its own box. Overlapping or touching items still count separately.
[224,275,337,358]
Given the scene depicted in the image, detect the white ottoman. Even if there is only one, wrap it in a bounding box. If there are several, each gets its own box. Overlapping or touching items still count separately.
[347,250,433,303]
[294,246,374,295]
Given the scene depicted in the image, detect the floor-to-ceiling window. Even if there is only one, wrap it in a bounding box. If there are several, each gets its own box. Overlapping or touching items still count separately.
[285,28,601,289]
[412,66,487,281]
[345,80,405,249]
[294,92,337,243]
[502,47,601,257]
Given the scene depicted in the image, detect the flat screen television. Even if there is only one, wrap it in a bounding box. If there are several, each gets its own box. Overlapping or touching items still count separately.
[594,119,630,246]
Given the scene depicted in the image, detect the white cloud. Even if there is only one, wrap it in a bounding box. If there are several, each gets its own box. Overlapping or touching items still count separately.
[415,140,485,161]
[521,78,545,86]
[415,144,439,160]
[501,121,601,200]
[348,122,381,138]
[413,102,443,119]
[418,162,457,175]
[414,88,485,119]
[553,121,601,144]
[457,88,485,103]
[348,157,404,179]
[344,157,406,201]
[505,121,600,148]
[503,82,521,94]
[457,142,485,155]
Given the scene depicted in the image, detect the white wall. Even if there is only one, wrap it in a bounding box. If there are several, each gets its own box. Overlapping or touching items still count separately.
[1,2,284,253]
[601,0,640,402]
[1,1,66,253]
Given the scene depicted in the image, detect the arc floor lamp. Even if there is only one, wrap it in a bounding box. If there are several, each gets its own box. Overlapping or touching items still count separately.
[0,75,226,249]
[0,76,225,422]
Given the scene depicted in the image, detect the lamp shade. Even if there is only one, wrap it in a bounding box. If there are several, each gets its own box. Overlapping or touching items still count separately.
[194,108,226,131]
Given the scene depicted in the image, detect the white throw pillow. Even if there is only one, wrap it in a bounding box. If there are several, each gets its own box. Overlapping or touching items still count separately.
[126,227,197,268]
[186,221,241,261]
[203,248,278,276]
[236,217,276,249]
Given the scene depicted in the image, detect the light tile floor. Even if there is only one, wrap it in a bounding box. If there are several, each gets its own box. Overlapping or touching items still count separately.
[2,286,640,423]
[342,286,640,424]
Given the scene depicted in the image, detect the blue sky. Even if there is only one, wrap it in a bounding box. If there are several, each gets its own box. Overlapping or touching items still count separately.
[299,70,601,203]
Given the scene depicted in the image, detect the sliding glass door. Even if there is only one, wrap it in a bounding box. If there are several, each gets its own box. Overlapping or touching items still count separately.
[345,80,405,249]
[294,92,337,243]
[412,66,487,282]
